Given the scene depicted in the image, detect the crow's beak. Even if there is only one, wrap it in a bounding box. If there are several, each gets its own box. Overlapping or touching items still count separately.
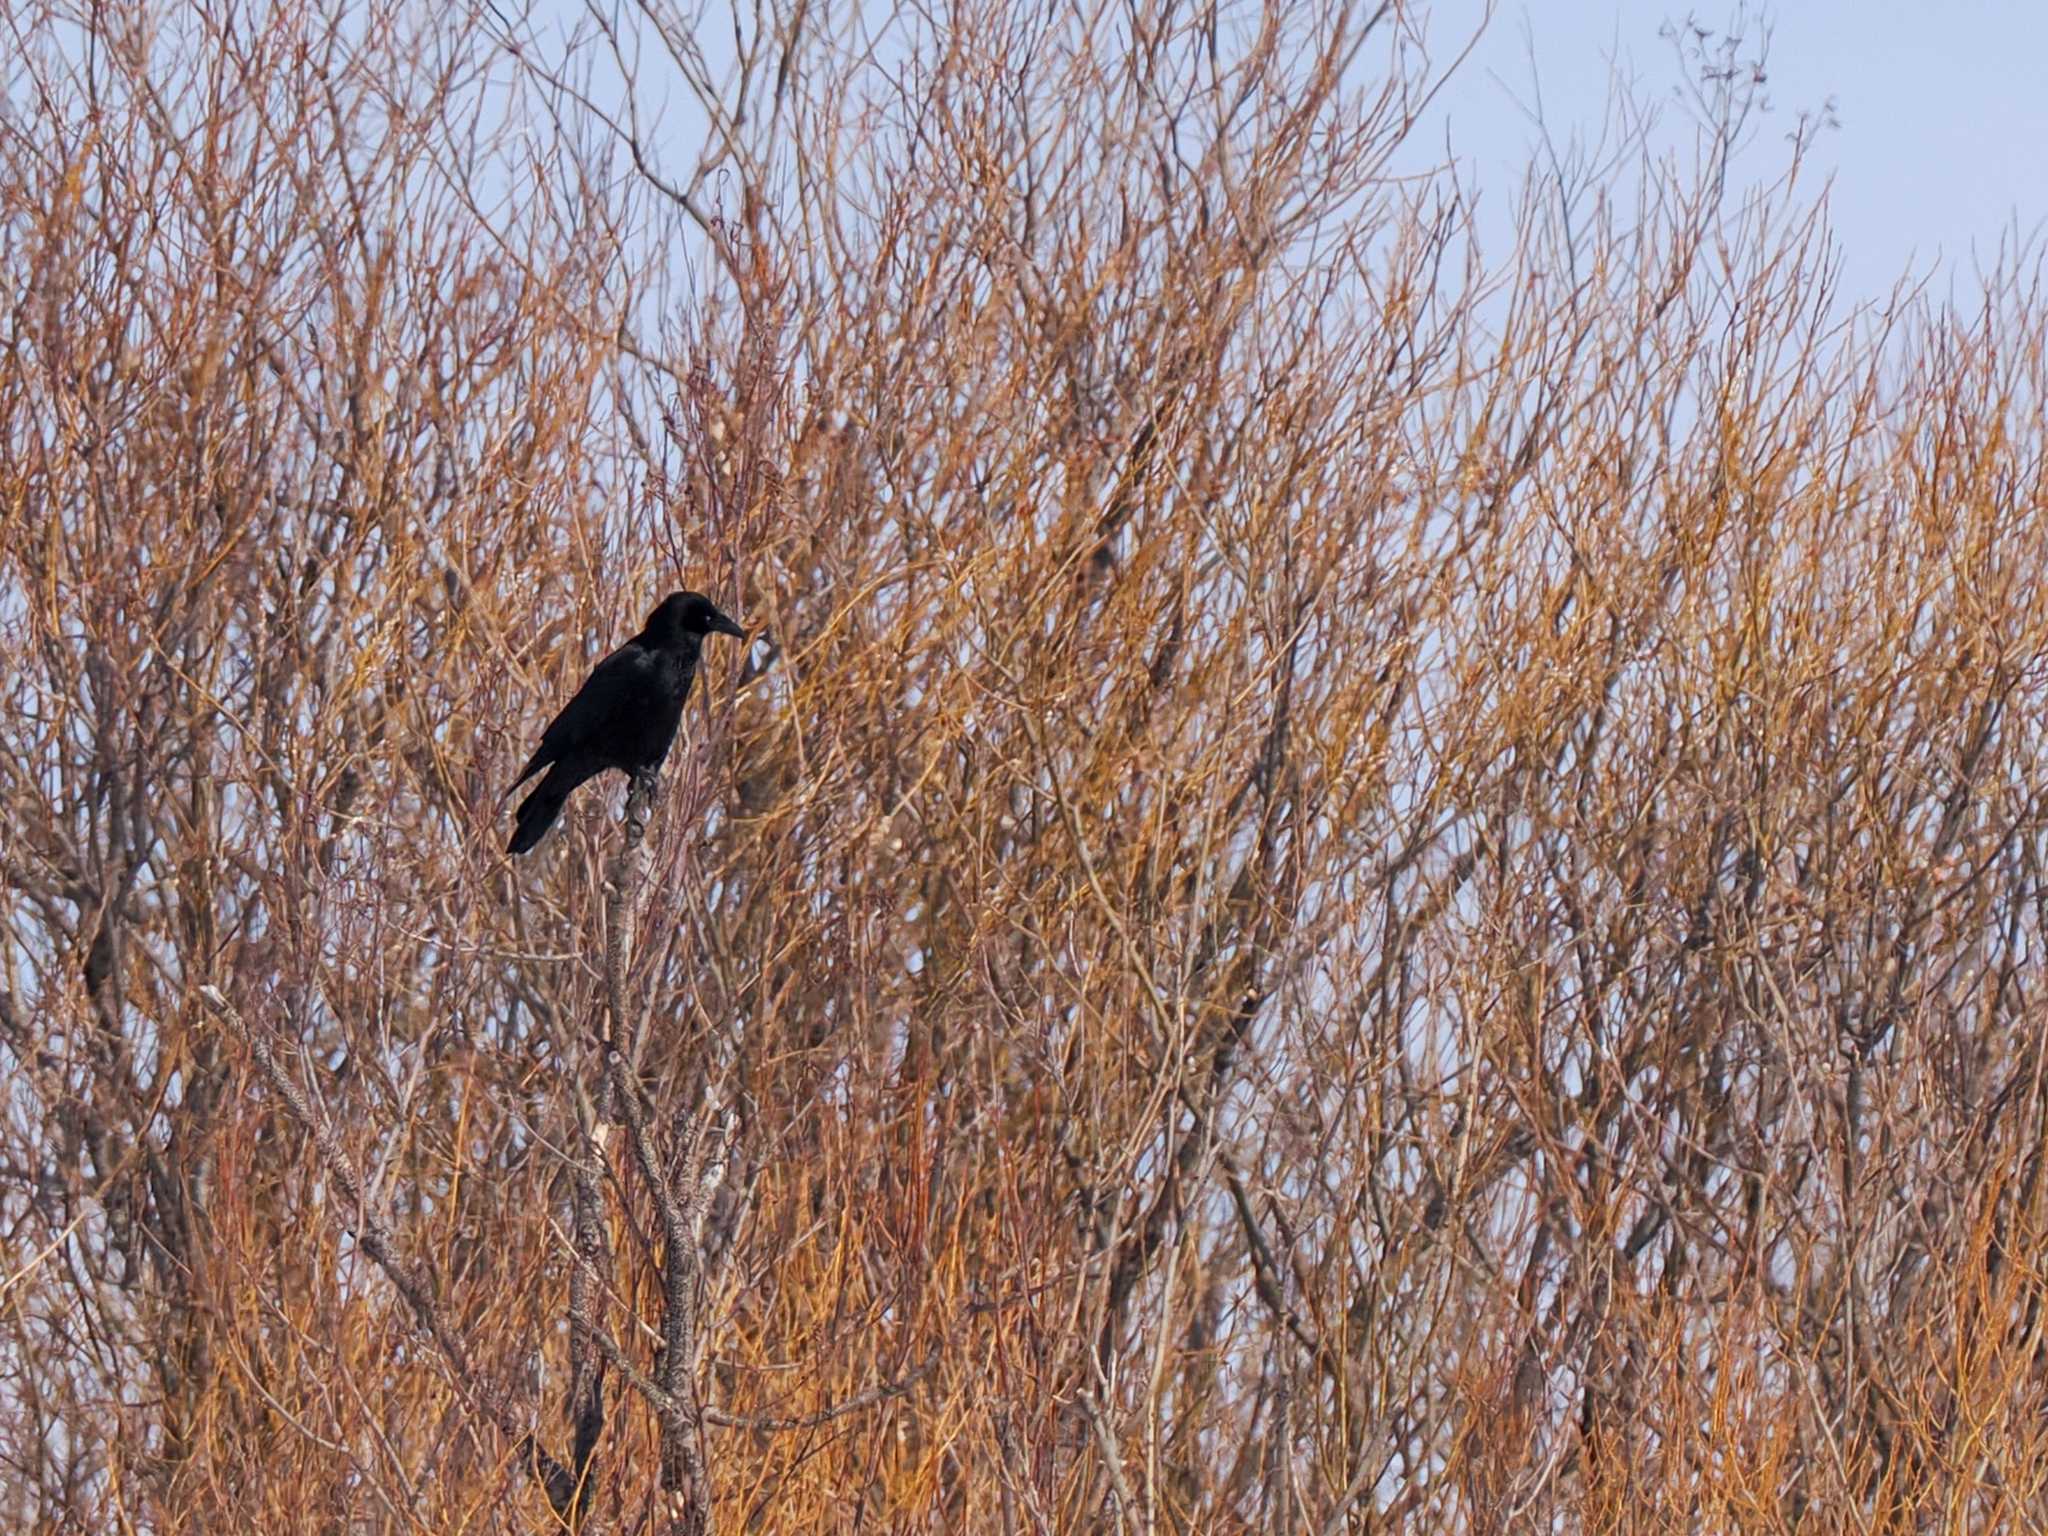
[711,610,747,640]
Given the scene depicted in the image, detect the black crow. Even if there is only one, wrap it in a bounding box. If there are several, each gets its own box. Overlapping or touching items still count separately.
[507,590,746,855]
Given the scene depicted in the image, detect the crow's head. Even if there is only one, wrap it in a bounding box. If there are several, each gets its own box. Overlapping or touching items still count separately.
[648,590,747,642]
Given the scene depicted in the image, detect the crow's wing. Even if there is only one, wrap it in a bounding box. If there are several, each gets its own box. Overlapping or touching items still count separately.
[510,641,646,787]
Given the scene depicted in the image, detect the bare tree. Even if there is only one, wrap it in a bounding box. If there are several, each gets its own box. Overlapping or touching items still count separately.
[5,2,2048,1532]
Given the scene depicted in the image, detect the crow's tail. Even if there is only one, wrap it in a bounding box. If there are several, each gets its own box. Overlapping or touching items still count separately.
[508,771,571,855]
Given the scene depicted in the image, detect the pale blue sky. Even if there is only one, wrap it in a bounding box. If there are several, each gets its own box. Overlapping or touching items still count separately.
[1416,2,2046,303]
[515,1,2046,310]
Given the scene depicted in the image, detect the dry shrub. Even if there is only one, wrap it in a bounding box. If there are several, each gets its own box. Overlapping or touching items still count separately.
[4,2,2047,1532]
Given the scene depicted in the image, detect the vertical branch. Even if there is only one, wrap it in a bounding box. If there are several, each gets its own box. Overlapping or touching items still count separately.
[604,771,659,1079]
[546,771,655,1532]
[598,766,734,1535]
[563,1079,613,1531]
[563,767,661,1529]
[609,1042,734,1536]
